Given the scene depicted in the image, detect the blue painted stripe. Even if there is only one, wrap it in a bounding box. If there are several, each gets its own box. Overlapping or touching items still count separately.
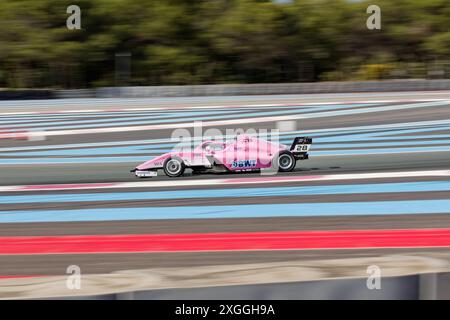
[315,134,450,143]
[7,104,375,131]
[3,117,450,163]
[0,111,169,123]
[0,109,250,128]
[5,138,450,157]
[0,200,450,223]
[0,104,352,123]
[0,156,149,164]
[0,96,442,108]
[2,120,449,153]
[289,140,450,149]
[2,143,450,164]
[313,145,450,156]
[289,124,450,142]
[32,101,446,131]
[4,129,450,157]
[1,181,450,204]
[0,103,378,122]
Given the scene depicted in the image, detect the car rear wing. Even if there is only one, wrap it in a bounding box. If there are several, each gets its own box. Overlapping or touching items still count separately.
[290,137,312,155]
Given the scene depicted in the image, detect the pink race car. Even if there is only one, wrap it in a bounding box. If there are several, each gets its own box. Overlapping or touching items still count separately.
[131,135,312,178]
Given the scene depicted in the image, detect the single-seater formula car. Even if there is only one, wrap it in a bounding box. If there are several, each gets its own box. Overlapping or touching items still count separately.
[131,135,312,178]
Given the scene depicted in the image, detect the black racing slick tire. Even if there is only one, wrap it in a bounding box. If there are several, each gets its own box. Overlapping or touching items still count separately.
[163,157,186,177]
[274,151,296,172]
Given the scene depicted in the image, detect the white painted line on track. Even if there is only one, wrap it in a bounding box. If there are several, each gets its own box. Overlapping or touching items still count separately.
[1,118,449,153]
[0,99,446,116]
[0,169,448,192]
[10,100,450,138]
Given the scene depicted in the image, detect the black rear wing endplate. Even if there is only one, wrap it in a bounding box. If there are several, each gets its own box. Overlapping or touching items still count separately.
[290,137,312,151]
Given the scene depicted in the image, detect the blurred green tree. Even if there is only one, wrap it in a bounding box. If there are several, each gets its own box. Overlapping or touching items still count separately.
[0,0,448,88]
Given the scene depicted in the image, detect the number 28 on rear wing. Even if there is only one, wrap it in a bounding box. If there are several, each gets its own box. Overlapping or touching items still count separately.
[290,137,312,160]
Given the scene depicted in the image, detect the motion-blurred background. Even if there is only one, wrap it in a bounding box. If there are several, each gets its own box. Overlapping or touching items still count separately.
[1,0,450,300]
[0,0,448,89]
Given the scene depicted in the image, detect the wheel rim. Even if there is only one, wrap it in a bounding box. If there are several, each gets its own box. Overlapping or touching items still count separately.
[166,159,181,175]
[278,154,293,169]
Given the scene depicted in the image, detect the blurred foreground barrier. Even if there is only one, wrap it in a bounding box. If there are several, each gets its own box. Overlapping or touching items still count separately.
[93,80,450,98]
[3,79,450,100]
[0,90,54,100]
[0,128,29,140]
[0,128,44,141]
[7,79,445,100]
[1,254,449,300]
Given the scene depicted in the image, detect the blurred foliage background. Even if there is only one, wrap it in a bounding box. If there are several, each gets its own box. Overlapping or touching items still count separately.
[0,0,448,88]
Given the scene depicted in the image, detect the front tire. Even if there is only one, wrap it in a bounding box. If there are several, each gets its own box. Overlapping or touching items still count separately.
[275,151,296,172]
[163,157,185,177]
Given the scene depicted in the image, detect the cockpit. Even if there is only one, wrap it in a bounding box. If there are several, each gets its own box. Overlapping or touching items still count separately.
[201,141,226,152]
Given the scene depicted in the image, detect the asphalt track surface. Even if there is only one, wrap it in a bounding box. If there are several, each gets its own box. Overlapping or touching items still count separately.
[1,91,450,286]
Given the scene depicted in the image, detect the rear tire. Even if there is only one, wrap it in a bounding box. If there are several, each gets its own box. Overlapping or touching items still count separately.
[163,157,185,177]
[274,151,296,172]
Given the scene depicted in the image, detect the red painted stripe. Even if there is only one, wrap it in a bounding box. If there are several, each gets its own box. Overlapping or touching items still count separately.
[2,229,450,255]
